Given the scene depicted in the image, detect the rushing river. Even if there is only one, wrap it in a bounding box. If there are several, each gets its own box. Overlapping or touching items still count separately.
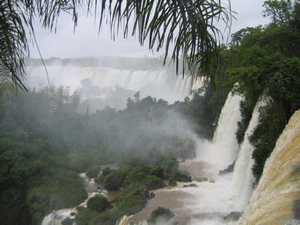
[41,90,267,225]
[124,93,269,225]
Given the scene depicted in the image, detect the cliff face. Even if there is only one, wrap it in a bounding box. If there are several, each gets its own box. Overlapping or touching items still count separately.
[238,110,300,225]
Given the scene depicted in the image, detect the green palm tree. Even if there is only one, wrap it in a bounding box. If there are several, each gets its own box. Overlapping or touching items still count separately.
[0,0,231,89]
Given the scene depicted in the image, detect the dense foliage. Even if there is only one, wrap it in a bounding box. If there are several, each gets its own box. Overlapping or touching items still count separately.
[250,101,287,181]
[148,207,176,225]
[3,1,300,225]
[0,86,199,225]
[76,155,189,225]
[87,195,111,213]
[219,0,300,181]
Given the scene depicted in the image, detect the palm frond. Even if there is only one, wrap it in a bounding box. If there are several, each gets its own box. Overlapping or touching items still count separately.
[0,0,231,89]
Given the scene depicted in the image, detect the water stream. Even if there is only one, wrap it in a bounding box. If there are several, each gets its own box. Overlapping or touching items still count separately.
[41,173,102,225]
[40,85,263,225]
[128,91,245,225]
[232,98,268,210]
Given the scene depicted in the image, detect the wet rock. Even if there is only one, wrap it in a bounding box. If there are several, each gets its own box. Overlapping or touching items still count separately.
[197,177,209,182]
[149,192,156,199]
[219,163,235,175]
[224,212,242,221]
[285,220,300,225]
[62,217,75,225]
[183,183,198,188]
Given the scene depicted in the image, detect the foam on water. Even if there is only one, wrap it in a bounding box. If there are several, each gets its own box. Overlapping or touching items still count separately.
[40,87,263,225]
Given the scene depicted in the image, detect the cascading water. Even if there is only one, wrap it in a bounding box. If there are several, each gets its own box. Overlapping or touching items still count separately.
[238,109,300,225]
[232,97,269,210]
[25,57,194,111]
[197,91,244,171]
[212,92,244,170]
[138,90,244,225]
[39,86,262,225]
[41,173,105,225]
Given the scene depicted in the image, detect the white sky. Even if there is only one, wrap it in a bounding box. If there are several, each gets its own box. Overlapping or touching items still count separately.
[30,0,270,58]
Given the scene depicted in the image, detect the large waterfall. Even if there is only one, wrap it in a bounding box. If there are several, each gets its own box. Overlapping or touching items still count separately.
[25,57,195,110]
[39,86,270,225]
[232,97,268,210]
[212,92,244,170]
[171,91,245,225]
[197,91,243,171]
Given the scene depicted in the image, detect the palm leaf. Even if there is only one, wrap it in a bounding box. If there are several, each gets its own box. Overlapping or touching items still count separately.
[0,0,231,89]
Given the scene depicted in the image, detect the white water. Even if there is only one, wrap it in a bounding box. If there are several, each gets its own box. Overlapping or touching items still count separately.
[197,91,244,171]
[232,97,269,210]
[133,91,243,225]
[41,89,262,225]
[41,209,75,225]
[41,173,104,225]
[26,57,197,110]
[185,91,243,225]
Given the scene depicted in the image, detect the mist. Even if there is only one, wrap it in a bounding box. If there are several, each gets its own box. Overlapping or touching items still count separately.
[1,1,288,225]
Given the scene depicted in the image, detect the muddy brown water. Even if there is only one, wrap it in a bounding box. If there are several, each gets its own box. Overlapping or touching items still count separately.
[130,160,217,225]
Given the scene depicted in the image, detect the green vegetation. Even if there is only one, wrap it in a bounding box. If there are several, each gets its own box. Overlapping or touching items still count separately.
[0,86,195,225]
[212,0,300,182]
[250,101,287,181]
[175,85,231,139]
[2,1,300,225]
[148,207,175,225]
[86,166,101,179]
[87,195,111,213]
[75,155,187,225]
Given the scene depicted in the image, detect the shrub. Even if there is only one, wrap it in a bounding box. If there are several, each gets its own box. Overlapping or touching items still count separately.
[87,195,111,213]
[173,171,191,182]
[236,99,257,144]
[144,175,164,190]
[86,166,100,179]
[75,207,99,225]
[115,185,148,215]
[250,101,286,182]
[150,166,165,179]
[148,207,175,225]
[102,171,124,191]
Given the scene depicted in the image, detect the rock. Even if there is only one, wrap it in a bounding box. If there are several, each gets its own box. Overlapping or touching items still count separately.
[149,192,156,199]
[62,217,75,225]
[183,183,198,188]
[219,163,235,175]
[197,177,209,182]
[224,212,242,221]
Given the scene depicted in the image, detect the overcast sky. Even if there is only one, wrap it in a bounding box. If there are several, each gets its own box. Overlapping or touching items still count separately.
[31,0,270,58]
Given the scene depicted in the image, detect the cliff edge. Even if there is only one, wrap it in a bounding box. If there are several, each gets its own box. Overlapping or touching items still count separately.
[238,110,300,225]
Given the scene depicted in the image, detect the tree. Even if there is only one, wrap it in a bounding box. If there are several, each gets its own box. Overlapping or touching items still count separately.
[263,0,293,24]
[87,195,111,212]
[0,0,231,89]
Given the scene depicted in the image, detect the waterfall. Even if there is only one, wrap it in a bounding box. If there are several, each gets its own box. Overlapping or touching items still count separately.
[41,209,74,225]
[212,91,244,170]
[25,57,195,110]
[232,97,269,210]
[238,109,300,225]
[198,91,243,171]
